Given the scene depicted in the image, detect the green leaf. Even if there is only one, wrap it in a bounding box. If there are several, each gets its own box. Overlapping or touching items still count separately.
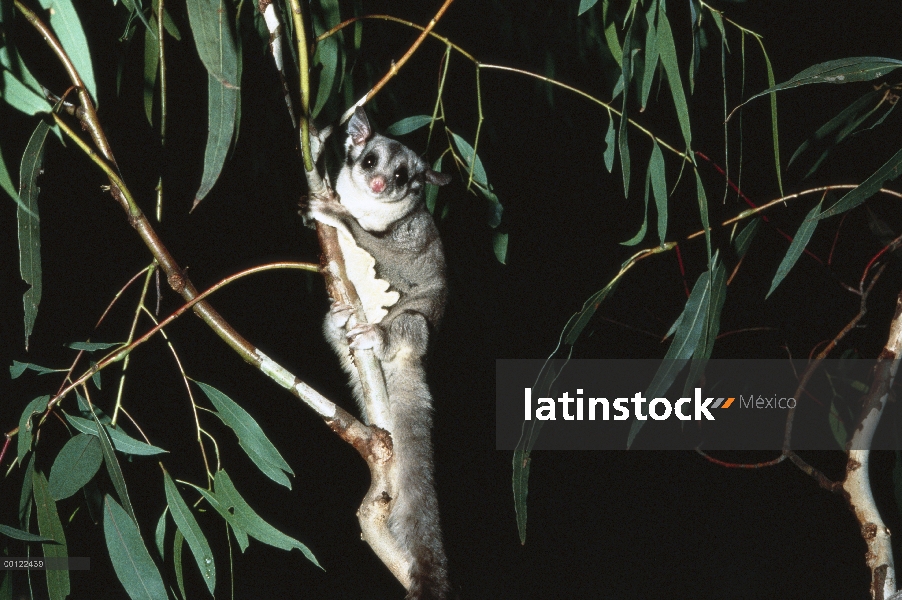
[492,232,508,264]
[48,434,103,500]
[621,164,650,247]
[92,413,137,521]
[819,146,902,219]
[68,341,123,351]
[174,529,186,599]
[185,0,238,87]
[755,38,783,197]
[154,507,167,559]
[450,133,502,227]
[37,0,97,102]
[639,2,659,110]
[694,170,711,260]
[767,200,822,299]
[64,414,168,456]
[688,0,702,94]
[195,381,294,488]
[1,71,49,115]
[601,0,622,66]
[655,4,691,149]
[163,470,216,594]
[143,24,159,126]
[0,572,10,600]
[0,143,36,217]
[829,399,848,448]
[629,264,714,447]
[649,140,667,244]
[683,257,727,397]
[18,396,50,464]
[19,453,35,529]
[32,471,69,600]
[10,361,64,378]
[103,495,168,600]
[0,524,55,543]
[19,120,50,350]
[789,89,882,176]
[747,57,902,105]
[91,361,102,390]
[603,115,616,173]
[577,0,599,15]
[618,17,635,197]
[425,156,443,214]
[214,470,320,567]
[733,218,760,259]
[385,115,433,136]
[186,484,249,552]
[193,73,238,207]
[311,36,338,120]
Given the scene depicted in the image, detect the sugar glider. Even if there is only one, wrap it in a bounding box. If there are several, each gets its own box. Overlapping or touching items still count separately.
[305,107,452,599]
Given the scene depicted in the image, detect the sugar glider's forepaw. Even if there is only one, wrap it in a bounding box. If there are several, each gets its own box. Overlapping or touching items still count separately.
[305,195,351,230]
[347,323,385,355]
[328,301,355,329]
[309,124,333,164]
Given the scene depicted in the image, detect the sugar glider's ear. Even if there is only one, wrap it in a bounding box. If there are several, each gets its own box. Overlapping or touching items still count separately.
[347,106,373,148]
[426,169,452,186]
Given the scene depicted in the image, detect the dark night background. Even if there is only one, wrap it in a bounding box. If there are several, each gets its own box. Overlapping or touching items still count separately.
[3,1,902,598]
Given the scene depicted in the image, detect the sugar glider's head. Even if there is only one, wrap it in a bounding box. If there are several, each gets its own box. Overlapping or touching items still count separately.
[344,107,451,206]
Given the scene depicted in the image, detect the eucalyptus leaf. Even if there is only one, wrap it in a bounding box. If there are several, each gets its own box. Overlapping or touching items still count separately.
[48,434,103,500]
[103,496,168,600]
[767,200,822,298]
[32,471,69,600]
[38,0,97,102]
[747,57,902,105]
[196,381,294,488]
[10,361,63,378]
[0,524,55,544]
[64,414,167,456]
[193,73,238,207]
[655,4,691,149]
[18,396,50,464]
[819,147,902,219]
[18,120,50,350]
[386,115,433,136]
[164,470,216,594]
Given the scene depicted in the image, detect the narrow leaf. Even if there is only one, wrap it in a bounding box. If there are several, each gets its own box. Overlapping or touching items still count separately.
[639,2,659,110]
[819,147,902,219]
[733,218,760,259]
[48,434,103,500]
[512,448,531,544]
[747,57,902,105]
[193,74,238,207]
[618,17,635,196]
[18,396,50,463]
[37,0,97,102]
[174,529,186,599]
[603,115,616,173]
[214,470,320,567]
[68,341,123,351]
[92,413,137,521]
[0,143,36,217]
[185,0,238,87]
[577,0,599,15]
[186,484,250,552]
[155,507,167,559]
[19,453,35,529]
[694,170,711,260]
[767,200,822,298]
[629,266,714,447]
[492,231,508,264]
[311,36,338,120]
[789,89,882,173]
[621,164,651,246]
[143,24,159,126]
[601,0,622,66]
[103,495,168,600]
[655,4,691,149]
[1,71,49,115]
[386,115,433,136]
[164,470,216,594]
[10,361,63,378]
[65,415,167,456]
[196,382,293,488]
[649,140,667,243]
[18,120,50,350]
[32,471,69,600]
[0,524,55,543]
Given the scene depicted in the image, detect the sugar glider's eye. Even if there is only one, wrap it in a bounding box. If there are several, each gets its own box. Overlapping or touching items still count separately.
[362,152,377,170]
[394,165,409,187]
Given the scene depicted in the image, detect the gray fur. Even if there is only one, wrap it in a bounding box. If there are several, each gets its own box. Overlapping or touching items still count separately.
[307,108,451,599]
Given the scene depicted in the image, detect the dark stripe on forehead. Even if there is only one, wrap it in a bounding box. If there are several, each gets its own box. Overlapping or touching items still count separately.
[387,141,403,163]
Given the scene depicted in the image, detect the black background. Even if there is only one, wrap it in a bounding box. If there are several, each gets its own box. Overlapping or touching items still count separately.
[3,1,902,598]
